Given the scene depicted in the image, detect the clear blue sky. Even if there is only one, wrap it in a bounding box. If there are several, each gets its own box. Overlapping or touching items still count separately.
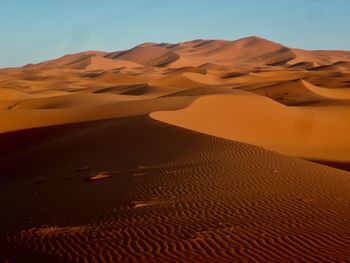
[1,0,350,67]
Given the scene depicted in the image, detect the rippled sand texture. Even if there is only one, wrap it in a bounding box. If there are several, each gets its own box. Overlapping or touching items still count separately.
[1,117,350,262]
[1,36,350,262]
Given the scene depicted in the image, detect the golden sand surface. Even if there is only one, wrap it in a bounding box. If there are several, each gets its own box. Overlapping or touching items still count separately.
[1,37,350,262]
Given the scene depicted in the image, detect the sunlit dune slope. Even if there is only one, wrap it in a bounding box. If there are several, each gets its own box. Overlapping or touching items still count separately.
[151,92,350,162]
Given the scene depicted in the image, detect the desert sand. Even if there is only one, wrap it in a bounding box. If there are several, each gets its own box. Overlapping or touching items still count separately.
[1,36,350,262]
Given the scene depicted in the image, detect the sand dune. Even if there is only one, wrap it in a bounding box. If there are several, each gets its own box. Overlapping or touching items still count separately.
[1,36,350,158]
[0,94,194,133]
[0,87,31,100]
[15,36,350,74]
[1,36,350,261]
[26,52,108,70]
[168,37,296,66]
[150,72,208,88]
[24,51,142,72]
[301,79,350,99]
[2,37,350,158]
[2,117,350,262]
[151,92,350,163]
[289,49,350,65]
[86,56,142,71]
[248,79,329,105]
[110,44,180,67]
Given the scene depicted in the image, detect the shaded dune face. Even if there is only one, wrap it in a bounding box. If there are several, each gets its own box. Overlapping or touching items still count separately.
[1,117,350,262]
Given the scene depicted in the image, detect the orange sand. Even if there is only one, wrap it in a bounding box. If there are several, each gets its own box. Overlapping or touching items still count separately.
[1,36,350,262]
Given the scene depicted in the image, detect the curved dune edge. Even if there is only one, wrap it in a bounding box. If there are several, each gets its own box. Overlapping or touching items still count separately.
[247,79,327,106]
[301,79,350,99]
[1,116,350,262]
[150,93,350,163]
[0,95,195,133]
[245,79,350,106]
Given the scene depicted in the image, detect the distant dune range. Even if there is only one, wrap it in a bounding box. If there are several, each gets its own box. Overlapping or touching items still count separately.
[1,36,350,261]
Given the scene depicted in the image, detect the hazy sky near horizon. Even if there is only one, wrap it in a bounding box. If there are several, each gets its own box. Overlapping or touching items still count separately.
[1,0,350,67]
